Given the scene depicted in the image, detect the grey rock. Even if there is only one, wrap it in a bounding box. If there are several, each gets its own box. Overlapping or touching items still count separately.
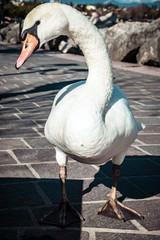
[96,12,117,28]
[100,19,160,66]
[137,35,160,67]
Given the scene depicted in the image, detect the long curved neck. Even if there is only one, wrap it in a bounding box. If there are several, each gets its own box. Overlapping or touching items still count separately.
[60,4,113,108]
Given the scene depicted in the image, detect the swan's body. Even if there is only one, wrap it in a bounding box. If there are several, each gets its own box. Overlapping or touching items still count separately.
[45,83,141,166]
[16,3,144,226]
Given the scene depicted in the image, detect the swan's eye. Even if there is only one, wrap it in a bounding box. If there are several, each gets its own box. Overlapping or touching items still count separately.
[25,40,28,49]
[35,20,40,25]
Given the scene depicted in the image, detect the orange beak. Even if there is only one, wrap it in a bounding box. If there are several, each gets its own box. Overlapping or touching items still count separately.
[16,33,39,69]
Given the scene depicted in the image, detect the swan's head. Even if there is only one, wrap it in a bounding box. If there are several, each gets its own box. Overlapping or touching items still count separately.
[16,3,68,69]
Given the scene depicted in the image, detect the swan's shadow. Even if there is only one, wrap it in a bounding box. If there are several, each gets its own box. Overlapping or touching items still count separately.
[82,155,160,202]
[0,178,83,240]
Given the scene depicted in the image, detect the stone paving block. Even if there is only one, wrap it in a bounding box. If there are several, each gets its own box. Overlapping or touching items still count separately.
[148,156,160,165]
[139,145,160,155]
[0,230,18,240]
[0,128,39,138]
[139,125,160,134]
[0,119,38,129]
[96,233,160,240]
[129,175,160,197]
[126,146,145,155]
[133,111,160,117]
[0,182,45,208]
[0,114,19,121]
[38,179,83,204]
[0,165,36,180]
[126,199,160,231]
[31,163,59,179]
[0,151,17,165]
[0,107,19,114]
[139,99,160,105]
[18,113,48,120]
[67,162,103,179]
[84,165,149,200]
[96,156,160,177]
[0,209,34,227]
[138,135,160,145]
[0,138,29,150]
[17,106,51,114]
[81,203,137,230]
[34,119,47,127]
[20,229,89,240]
[132,105,160,111]
[13,149,56,163]
[82,178,112,201]
[34,100,52,107]
[36,128,45,136]
[24,137,53,149]
[31,162,102,179]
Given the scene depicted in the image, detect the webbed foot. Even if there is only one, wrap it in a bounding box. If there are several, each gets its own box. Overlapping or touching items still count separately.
[98,198,144,221]
[39,199,84,228]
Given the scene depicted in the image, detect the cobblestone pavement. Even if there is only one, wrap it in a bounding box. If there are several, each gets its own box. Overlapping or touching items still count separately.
[0,43,160,240]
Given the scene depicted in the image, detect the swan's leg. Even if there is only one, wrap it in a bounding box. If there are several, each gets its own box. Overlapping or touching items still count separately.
[39,166,84,228]
[98,164,144,221]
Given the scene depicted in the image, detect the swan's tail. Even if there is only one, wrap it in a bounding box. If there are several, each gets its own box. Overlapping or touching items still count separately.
[137,122,145,132]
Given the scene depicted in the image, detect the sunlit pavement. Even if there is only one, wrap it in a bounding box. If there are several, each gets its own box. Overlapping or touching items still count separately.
[0,43,160,240]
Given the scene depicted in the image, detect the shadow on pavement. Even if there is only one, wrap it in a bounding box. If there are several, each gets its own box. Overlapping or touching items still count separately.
[83,155,160,201]
[0,178,83,240]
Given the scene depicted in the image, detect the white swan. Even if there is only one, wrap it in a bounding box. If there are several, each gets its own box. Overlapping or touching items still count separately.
[16,3,144,227]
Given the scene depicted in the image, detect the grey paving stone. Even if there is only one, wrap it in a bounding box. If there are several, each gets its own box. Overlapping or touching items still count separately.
[140,125,160,133]
[0,165,36,180]
[0,151,17,165]
[0,182,45,208]
[34,119,47,127]
[18,113,48,120]
[17,106,51,114]
[126,146,145,155]
[132,105,160,111]
[38,179,84,204]
[31,162,103,179]
[148,156,160,165]
[0,114,19,121]
[0,107,19,114]
[138,135,160,144]
[139,145,160,155]
[136,117,160,125]
[81,203,137,230]
[0,119,38,129]
[0,128,39,138]
[129,175,160,197]
[133,111,160,117]
[96,233,160,240]
[24,137,53,149]
[13,148,56,163]
[126,199,160,231]
[0,209,34,227]
[21,229,89,240]
[97,156,160,177]
[0,230,18,240]
[0,138,29,150]
[82,178,112,201]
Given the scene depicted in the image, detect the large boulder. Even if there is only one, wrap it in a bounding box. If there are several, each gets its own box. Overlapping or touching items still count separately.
[0,22,20,43]
[100,19,160,66]
[137,35,160,67]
